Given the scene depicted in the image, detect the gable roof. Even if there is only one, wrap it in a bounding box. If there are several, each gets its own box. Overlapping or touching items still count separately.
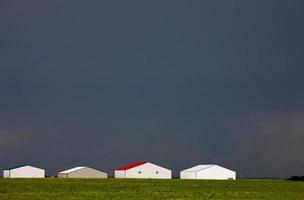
[59,167,86,174]
[182,165,215,172]
[3,165,44,171]
[3,165,28,170]
[116,161,147,171]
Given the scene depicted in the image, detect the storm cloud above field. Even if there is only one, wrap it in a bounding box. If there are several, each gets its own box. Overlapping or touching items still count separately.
[1,0,304,177]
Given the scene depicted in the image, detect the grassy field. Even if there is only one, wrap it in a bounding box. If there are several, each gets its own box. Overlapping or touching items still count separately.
[0,179,303,200]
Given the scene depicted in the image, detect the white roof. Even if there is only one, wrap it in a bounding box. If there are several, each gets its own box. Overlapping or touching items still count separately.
[59,167,86,174]
[182,165,215,172]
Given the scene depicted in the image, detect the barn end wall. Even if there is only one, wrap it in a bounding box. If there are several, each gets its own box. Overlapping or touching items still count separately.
[114,170,126,178]
[57,173,68,178]
[180,171,196,179]
[3,170,10,178]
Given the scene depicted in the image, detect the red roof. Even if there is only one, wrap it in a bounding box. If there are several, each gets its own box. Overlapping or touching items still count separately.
[116,161,147,170]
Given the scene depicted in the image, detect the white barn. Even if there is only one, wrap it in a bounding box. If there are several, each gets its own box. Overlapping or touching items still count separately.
[115,161,172,179]
[3,165,45,178]
[180,165,236,180]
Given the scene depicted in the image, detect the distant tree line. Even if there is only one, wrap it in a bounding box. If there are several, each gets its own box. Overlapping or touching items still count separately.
[289,176,304,181]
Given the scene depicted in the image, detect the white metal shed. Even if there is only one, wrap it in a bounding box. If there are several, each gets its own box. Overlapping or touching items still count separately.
[3,165,45,178]
[115,161,172,179]
[58,166,108,178]
[180,165,236,180]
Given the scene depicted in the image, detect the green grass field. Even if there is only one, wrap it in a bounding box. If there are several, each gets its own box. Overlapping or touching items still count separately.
[0,179,303,200]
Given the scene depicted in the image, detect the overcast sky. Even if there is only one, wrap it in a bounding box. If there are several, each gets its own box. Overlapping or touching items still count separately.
[1,0,304,178]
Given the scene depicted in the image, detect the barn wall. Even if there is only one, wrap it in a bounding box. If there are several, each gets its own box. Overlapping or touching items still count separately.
[3,170,10,178]
[57,173,68,178]
[180,171,196,179]
[114,170,126,178]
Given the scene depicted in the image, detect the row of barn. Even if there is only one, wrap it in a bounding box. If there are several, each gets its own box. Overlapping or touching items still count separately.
[3,162,236,180]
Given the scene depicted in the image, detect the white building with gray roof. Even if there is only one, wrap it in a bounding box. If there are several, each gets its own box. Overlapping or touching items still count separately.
[180,164,236,180]
[3,165,45,178]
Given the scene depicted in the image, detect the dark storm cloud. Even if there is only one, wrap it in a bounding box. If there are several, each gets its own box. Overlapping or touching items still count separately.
[0,130,32,157]
[1,0,304,177]
[226,110,304,178]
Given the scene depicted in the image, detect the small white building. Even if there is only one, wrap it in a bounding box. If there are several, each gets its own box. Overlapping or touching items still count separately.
[3,165,45,178]
[115,161,172,179]
[58,166,108,178]
[180,164,236,180]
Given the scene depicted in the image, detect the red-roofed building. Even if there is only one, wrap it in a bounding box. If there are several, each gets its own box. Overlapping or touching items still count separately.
[114,162,172,179]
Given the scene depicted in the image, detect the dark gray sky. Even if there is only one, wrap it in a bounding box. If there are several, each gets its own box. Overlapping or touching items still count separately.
[1,0,304,178]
